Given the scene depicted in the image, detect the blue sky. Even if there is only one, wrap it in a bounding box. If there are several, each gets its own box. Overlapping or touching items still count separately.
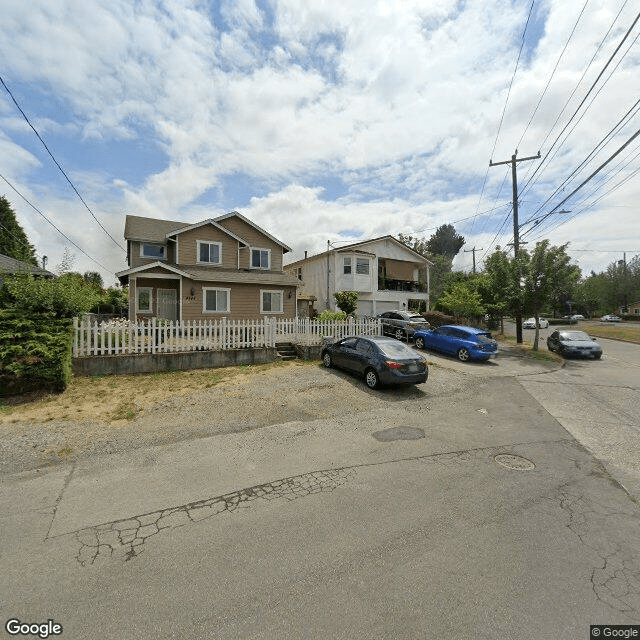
[1,0,639,285]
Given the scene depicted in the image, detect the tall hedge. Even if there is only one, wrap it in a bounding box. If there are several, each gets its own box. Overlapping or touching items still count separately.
[0,309,73,395]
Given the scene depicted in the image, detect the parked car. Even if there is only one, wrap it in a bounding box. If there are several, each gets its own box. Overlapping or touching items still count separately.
[600,314,621,322]
[571,314,585,320]
[547,330,602,359]
[523,317,549,329]
[377,310,430,340]
[321,335,428,389]
[562,315,578,324]
[413,325,498,362]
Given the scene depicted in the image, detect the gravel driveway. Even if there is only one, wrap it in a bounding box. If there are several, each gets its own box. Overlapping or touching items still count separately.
[0,341,560,475]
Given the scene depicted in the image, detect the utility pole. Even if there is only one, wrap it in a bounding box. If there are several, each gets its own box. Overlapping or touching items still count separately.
[490,149,540,344]
[463,247,483,274]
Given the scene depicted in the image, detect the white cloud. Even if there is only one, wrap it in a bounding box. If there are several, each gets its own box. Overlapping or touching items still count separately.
[0,0,638,282]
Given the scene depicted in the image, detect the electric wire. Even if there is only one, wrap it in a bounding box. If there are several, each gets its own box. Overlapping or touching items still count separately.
[516,0,590,150]
[0,173,116,273]
[519,98,640,230]
[519,5,640,197]
[0,75,127,253]
[469,0,535,236]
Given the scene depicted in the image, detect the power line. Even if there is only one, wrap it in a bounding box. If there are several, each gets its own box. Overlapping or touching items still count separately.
[0,75,127,254]
[520,126,640,240]
[520,4,640,196]
[520,98,640,230]
[0,173,116,273]
[470,0,535,235]
[516,0,590,150]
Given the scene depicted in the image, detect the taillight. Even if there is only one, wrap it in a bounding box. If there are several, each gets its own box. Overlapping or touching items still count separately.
[385,361,402,369]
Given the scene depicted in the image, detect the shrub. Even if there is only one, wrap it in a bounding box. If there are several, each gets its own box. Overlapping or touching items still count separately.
[316,310,348,322]
[420,310,455,327]
[0,309,73,395]
[334,291,358,316]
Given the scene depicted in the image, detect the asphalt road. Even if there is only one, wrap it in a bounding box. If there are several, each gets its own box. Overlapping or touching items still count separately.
[2,342,640,639]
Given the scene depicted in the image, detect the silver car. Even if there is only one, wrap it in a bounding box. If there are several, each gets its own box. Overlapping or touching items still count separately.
[377,310,430,340]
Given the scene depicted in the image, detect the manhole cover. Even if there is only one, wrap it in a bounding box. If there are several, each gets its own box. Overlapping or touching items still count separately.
[494,454,535,471]
[372,427,425,442]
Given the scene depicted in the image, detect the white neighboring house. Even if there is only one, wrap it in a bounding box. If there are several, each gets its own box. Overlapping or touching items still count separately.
[284,236,432,317]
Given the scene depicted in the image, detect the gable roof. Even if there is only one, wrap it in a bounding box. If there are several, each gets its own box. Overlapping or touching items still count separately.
[0,253,54,278]
[124,215,188,243]
[165,219,249,245]
[215,211,292,252]
[124,211,292,252]
[284,235,432,269]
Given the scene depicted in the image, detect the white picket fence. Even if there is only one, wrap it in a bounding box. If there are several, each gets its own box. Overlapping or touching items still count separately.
[73,316,381,357]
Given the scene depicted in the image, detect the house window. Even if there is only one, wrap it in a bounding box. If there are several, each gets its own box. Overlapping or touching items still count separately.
[137,287,152,313]
[197,241,222,264]
[297,267,303,280]
[251,248,270,269]
[140,244,166,260]
[203,287,230,313]
[356,258,370,275]
[261,290,283,313]
[343,257,352,274]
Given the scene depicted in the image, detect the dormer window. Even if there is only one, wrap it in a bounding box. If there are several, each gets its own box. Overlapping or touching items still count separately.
[197,241,222,264]
[251,248,270,269]
[140,243,166,260]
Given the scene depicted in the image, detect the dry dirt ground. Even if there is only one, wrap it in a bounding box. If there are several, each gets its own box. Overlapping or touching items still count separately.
[0,359,469,474]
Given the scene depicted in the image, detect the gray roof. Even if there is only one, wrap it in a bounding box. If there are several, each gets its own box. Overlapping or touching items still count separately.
[124,215,190,242]
[124,212,292,252]
[117,262,299,286]
[0,253,54,277]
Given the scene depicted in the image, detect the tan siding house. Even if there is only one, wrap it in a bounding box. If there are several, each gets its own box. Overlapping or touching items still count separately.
[117,212,298,321]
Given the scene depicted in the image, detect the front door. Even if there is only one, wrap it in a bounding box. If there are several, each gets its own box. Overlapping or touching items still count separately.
[157,288,178,321]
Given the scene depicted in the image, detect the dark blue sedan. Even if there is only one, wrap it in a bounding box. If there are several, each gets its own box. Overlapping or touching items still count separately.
[413,325,498,362]
[321,335,428,389]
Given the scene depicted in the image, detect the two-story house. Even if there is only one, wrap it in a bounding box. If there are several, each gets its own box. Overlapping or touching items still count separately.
[116,212,299,321]
[284,236,432,317]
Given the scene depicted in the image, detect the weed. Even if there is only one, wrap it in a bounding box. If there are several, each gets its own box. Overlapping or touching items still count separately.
[111,400,137,422]
[57,447,73,458]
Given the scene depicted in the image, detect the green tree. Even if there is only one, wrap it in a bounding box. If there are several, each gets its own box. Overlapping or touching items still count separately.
[0,272,101,318]
[334,291,358,316]
[426,224,465,260]
[437,281,485,319]
[0,196,38,266]
[83,271,104,289]
[481,248,517,332]
[520,241,580,350]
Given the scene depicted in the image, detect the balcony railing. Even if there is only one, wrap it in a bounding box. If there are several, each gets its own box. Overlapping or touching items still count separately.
[378,278,427,293]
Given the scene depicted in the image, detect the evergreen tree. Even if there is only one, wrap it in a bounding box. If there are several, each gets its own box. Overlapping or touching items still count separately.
[0,196,38,266]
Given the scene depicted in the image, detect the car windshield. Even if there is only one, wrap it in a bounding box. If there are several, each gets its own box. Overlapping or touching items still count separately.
[376,341,417,359]
[477,333,494,343]
[560,331,591,341]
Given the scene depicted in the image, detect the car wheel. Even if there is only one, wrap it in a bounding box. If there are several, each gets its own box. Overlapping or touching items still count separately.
[365,368,380,389]
[322,352,332,368]
[457,348,470,362]
[394,328,405,341]
[415,336,425,350]
[594,353,602,360]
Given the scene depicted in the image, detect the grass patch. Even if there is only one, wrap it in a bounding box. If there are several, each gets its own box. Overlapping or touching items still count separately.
[0,360,308,425]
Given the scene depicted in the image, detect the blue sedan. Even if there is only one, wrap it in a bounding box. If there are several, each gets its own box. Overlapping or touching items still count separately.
[413,325,498,362]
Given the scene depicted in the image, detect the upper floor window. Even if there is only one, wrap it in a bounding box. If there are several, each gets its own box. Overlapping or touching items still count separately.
[343,257,352,274]
[197,241,222,264]
[251,248,270,269]
[140,243,166,260]
[356,258,370,275]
